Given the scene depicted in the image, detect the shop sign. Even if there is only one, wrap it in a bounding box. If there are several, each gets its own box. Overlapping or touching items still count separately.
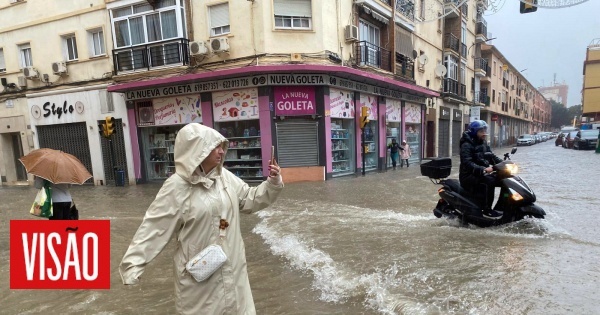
[152,95,203,126]
[470,106,481,122]
[386,99,402,122]
[213,88,259,122]
[453,109,462,121]
[491,114,498,121]
[329,88,355,118]
[269,74,325,85]
[405,103,422,123]
[440,106,451,120]
[274,86,316,116]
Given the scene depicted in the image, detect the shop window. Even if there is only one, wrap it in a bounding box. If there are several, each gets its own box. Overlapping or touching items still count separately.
[331,118,355,176]
[141,126,179,180]
[215,120,263,181]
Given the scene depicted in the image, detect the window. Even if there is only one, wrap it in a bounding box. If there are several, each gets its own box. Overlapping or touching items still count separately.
[461,21,466,43]
[445,55,458,80]
[111,0,182,48]
[18,43,32,68]
[209,3,230,36]
[89,29,106,56]
[0,49,5,72]
[493,61,496,75]
[419,0,425,20]
[359,19,381,67]
[63,34,79,61]
[460,62,465,84]
[492,89,495,103]
[274,0,312,30]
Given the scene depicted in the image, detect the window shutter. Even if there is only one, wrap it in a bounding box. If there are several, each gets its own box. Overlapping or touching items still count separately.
[394,27,413,58]
[274,0,312,17]
[210,3,230,28]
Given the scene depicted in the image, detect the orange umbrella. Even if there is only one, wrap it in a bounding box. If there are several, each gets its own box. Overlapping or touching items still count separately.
[19,148,92,184]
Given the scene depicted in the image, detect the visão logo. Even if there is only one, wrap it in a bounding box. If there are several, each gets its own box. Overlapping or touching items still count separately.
[10,220,110,289]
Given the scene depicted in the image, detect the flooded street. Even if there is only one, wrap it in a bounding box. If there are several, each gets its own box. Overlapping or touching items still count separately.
[1,141,599,314]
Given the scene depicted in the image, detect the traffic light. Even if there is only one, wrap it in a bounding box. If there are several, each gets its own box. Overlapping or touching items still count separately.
[520,0,537,14]
[105,116,115,137]
[360,106,370,129]
[98,122,107,138]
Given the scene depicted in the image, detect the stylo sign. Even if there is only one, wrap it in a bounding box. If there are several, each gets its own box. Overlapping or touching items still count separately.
[10,220,110,289]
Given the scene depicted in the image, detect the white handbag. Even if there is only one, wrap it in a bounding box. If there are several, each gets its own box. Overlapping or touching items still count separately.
[186,244,227,282]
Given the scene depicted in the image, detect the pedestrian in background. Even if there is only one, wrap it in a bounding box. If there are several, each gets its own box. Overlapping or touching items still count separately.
[34,176,72,220]
[400,140,411,168]
[387,138,404,170]
[119,123,284,315]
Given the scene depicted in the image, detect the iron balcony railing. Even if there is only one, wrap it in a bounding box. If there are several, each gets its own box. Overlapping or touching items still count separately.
[112,38,190,74]
[356,41,392,72]
[444,0,459,4]
[476,16,487,36]
[443,78,466,98]
[461,2,468,16]
[395,53,414,81]
[396,0,415,21]
[475,58,489,73]
[474,91,490,106]
[444,33,459,54]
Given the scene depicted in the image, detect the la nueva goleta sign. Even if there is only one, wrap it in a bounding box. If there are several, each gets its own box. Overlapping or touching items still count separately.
[123,74,427,104]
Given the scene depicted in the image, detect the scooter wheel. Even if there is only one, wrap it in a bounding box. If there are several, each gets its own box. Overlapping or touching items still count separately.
[433,209,443,218]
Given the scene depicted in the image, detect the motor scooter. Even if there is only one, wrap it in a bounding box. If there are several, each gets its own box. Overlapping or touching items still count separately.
[421,148,545,227]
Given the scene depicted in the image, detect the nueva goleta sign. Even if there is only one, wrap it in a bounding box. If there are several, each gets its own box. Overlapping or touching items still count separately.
[124,74,426,104]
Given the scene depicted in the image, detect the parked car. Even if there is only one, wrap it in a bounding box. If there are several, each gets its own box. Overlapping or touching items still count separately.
[517,134,534,146]
[573,129,600,150]
[555,132,568,146]
[562,130,579,149]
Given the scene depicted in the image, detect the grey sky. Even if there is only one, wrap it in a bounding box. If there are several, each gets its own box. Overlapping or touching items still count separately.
[484,0,600,107]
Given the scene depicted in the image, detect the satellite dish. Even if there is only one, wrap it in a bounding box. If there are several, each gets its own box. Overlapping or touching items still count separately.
[418,54,429,65]
[412,50,418,59]
[435,64,447,77]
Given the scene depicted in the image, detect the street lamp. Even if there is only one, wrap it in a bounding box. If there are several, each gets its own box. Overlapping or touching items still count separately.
[468,37,497,56]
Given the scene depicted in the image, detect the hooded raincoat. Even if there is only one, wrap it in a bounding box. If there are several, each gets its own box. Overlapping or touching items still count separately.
[119,123,283,315]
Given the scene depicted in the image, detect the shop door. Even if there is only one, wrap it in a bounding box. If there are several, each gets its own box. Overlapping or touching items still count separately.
[452,121,462,156]
[426,121,435,157]
[37,122,94,184]
[275,120,319,167]
[438,120,450,157]
[98,119,129,185]
[11,133,27,180]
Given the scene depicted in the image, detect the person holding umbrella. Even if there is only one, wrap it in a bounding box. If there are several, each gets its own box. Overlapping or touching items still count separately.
[20,148,92,220]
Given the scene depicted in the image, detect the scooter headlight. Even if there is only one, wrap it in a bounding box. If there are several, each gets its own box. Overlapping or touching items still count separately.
[509,188,523,201]
[505,164,519,175]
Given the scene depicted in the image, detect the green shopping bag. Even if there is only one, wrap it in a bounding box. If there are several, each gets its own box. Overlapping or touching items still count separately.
[30,181,53,218]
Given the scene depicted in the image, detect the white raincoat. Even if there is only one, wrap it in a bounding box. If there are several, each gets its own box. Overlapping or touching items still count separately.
[119,123,283,314]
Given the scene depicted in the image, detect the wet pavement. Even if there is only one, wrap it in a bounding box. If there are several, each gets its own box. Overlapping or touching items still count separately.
[1,142,599,314]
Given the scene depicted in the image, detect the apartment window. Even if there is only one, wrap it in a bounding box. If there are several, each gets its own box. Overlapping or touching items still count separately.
[461,21,466,43]
[18,44,32,68]
[63,34,79,61]
[492,89,495,103]
[444,55,458,80]
[0,49,5,72]
[274,0,312,30]
[459,62,466,84]
[359,20,381,67]
[419,0,425,20]
[111,0,182,48]
[89,29,106,56]
[493,61,496,75]
[209,3,230,36]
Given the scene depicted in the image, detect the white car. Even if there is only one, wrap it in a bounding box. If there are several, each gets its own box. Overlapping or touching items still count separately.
[517,134,534,146]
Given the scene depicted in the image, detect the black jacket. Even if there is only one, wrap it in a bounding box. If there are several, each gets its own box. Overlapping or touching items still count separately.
[459,131,502,187]
[387,142,404,154]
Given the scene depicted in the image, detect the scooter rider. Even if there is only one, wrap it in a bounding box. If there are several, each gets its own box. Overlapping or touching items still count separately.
[459,120,503,219]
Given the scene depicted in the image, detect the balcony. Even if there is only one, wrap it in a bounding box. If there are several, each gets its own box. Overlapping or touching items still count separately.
[474,91,490,106]
[396,0,415,22]
[474,58,489,77]
[444,33,460,56]
[112,38,190,74]
[443,78,467,99]
[444,0,460,18]
[395,53,414,81]
[476,16,488,42]
[356,41,392,72]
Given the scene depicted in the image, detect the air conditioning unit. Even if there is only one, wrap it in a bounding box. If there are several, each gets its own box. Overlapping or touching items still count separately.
[18,76,27,87]
[23,66,39,79]
[189,41,209,56]
[344,25,359,42]
[52,61,67,75]
[210,38,230,54]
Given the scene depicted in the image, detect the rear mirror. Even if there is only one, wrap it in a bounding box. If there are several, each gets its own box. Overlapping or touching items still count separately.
[511,147,517,154]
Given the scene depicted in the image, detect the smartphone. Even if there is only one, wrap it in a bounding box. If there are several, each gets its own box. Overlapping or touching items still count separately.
[271,146,275,162]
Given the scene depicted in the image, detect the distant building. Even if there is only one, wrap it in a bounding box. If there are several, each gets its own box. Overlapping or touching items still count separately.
[539,84,568,107]
[582,39,600,123]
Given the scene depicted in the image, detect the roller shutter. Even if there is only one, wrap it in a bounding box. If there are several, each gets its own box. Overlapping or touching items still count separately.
[275,120,319,167]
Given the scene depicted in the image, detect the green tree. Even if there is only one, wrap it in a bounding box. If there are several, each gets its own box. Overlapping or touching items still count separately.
[567,105,583,126]
[550,100,569,129]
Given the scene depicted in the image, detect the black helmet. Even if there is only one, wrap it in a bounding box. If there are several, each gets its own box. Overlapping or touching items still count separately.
[468,120,488,138]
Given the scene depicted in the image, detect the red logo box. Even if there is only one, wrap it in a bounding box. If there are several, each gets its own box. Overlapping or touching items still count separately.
[10,220,110,289]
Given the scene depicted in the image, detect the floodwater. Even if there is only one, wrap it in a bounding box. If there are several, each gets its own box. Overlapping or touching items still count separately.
[1,140,599,314]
